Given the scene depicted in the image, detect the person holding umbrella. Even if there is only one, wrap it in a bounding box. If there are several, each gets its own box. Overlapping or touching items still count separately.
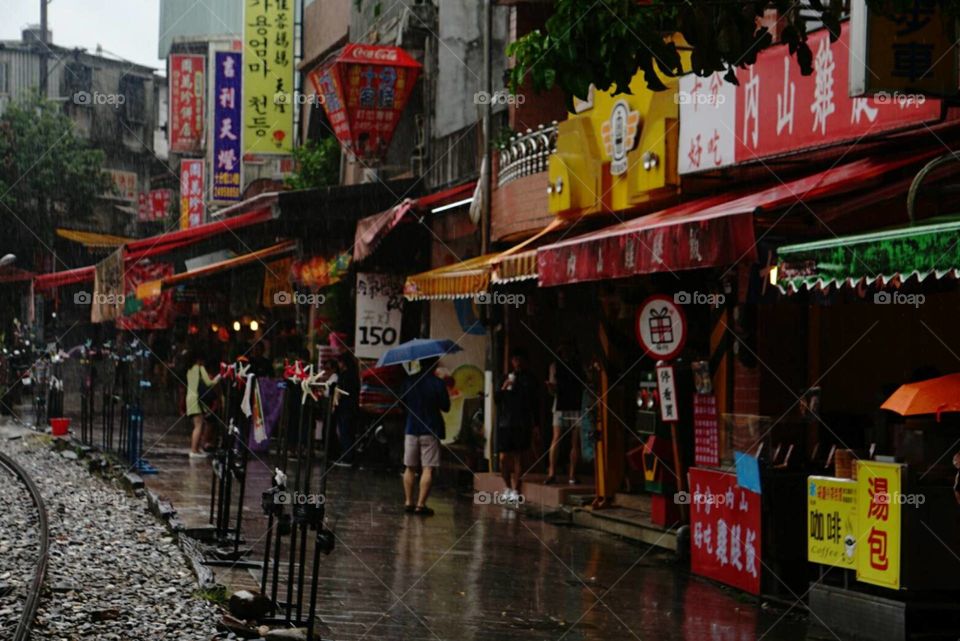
[377,339,461,516]
[401,356,451,515]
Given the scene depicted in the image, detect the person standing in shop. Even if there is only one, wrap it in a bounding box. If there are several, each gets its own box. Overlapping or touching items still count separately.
[546,342,584,485]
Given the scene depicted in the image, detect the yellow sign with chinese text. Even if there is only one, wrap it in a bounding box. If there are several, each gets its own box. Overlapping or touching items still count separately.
[243,0,295,154]
[808,476,858,568]
[855,461,902,589]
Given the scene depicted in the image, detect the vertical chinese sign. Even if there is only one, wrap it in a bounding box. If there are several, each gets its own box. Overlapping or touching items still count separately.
[243,0,294,154]
[213,51,243,201]
[169,54,205,153]
[688,468,762,595]
[180,159,205,229]
[807,476,857,569]
[354,273,404,360]
[855,460,902,589]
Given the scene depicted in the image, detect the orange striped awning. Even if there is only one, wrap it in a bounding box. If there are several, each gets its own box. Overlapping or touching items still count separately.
[492,249,538,283]
[403,253,497,301]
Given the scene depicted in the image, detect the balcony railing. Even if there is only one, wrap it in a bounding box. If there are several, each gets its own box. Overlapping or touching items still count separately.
[497,122,558,188]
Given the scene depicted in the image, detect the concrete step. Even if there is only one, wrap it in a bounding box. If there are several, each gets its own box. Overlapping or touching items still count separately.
[571,506,678,551]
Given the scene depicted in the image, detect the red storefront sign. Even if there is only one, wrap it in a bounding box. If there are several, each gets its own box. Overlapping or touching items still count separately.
[179,159,205,229]
[688,468,761,595]
[309,44,421,160]
[679,22,942,174]
[169,54,205,153]
[537,206,756,286]
[693,393,720,467]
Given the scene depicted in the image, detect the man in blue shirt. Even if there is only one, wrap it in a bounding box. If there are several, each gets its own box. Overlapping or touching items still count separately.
[402,357,450,516]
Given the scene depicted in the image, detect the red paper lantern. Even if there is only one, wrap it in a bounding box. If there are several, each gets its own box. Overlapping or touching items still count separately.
[309,44,421,161]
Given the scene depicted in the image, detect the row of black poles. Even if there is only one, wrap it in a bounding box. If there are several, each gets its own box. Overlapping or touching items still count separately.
[209,360,251,556]
[260,364,337,641]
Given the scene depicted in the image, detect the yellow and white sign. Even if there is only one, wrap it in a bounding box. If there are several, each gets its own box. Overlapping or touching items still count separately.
[807,476,857,569]
[243,0,295,154]
[855,461,902,589]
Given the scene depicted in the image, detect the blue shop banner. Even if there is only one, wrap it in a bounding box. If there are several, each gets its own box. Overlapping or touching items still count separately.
[213,51,242,201]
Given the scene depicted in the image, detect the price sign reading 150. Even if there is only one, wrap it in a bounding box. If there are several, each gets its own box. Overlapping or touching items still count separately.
[358,325,398,346]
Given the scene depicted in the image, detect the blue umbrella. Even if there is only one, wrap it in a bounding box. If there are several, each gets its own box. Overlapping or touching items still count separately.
[377,338,463,367]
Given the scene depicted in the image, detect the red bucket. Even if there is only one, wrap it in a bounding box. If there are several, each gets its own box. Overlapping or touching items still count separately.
[50,417,71,437]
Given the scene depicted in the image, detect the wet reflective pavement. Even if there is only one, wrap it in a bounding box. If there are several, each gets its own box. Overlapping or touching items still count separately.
[134,414,811,641]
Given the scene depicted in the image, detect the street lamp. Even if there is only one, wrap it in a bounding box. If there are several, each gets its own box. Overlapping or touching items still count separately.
[0,254,16,268]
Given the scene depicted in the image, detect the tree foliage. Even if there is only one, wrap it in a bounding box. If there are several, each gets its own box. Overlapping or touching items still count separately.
[0,93,108,268]
[507,0,920,105]
[286,137,342,191]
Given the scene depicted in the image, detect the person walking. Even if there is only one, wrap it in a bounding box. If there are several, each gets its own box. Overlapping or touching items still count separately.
[401,357,450,516]
[185,348,220,458]
[333,352,361,467]
[546,342,584,485]
[496,348,537,501]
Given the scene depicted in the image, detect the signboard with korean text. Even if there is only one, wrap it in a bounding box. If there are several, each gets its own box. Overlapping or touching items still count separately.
[169,54,205,153]
[808,476,858,569]
[309,44,421,161]
[213,51,243,201]
[243,0,294,154]
[179,159,205,229]
[693,392,720,467]
[850,0,957,98]
[636,295,687,361]
[354,273,404,360]
[689,467,762,595]
[678,22,942,174]
[655,364,679,423]
[855,461,902,589]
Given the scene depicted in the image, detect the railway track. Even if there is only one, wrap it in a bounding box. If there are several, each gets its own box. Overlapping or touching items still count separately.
[0,448,49,641]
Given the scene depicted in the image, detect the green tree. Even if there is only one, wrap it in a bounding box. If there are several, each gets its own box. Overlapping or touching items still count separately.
[285,137,342,191]
[0,93,109,269]
[507,0,922,104]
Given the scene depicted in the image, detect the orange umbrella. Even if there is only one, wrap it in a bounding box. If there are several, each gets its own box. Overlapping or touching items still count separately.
[881,373,960,421]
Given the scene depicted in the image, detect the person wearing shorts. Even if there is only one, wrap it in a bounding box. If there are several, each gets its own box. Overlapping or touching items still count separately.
[546,343,584,485]
[401,357,450,516]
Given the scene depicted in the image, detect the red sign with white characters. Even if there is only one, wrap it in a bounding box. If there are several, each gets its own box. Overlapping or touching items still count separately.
[679,22,941,174]
[309,44,421,161]
[688,468,762,595]
[169,54,205,153]
[693,393,720,467]
[179,159,205,229]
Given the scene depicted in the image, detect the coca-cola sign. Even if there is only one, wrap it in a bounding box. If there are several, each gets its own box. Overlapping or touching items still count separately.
[309,44,422,160]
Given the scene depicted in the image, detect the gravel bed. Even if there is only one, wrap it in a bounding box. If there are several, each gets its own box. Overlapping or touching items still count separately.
[0,451,41,638]
[0,435,218,640]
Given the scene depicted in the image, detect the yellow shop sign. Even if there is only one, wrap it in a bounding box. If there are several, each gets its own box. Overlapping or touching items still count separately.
[855,461,902,589]
[547,51,686,218]
[807,476,857,569]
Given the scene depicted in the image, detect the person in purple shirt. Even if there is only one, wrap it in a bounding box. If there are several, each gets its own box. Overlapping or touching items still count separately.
[401,357,450,516]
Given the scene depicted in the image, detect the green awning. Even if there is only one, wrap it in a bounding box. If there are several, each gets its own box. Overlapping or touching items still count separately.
[777,219,960,292]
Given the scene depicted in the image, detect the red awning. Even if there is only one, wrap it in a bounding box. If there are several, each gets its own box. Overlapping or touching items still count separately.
[353,198,416,262]
[537,151,940,287]
[127,207,274,252]
[33,208,276,291]
[417,181,476,209]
